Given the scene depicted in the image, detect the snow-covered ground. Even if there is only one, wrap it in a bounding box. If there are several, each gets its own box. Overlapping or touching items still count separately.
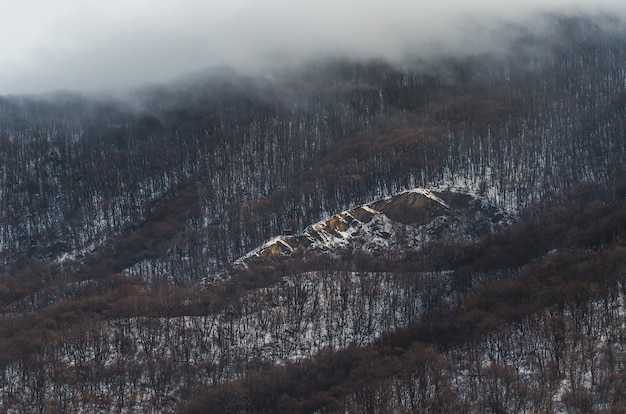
[0,269,456,412]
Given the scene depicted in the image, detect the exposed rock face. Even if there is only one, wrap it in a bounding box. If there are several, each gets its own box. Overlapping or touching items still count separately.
[207,188,513,283]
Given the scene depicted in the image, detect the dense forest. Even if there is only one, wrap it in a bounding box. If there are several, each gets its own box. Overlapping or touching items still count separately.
[0,13,626,413]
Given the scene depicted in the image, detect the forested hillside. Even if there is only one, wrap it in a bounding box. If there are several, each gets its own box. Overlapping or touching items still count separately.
[0,14,625,413]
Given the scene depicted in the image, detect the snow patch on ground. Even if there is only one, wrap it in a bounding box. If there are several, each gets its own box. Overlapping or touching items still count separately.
[207,187,513,285]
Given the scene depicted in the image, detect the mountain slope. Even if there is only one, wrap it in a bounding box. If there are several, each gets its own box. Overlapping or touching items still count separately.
[1,13,626,414]
[2,15,626,290]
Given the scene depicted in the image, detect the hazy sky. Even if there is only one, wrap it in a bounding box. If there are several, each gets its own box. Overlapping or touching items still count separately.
[1,0,624,95]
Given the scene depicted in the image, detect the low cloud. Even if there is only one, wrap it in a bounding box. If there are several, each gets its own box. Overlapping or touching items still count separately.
[0,0,624,95]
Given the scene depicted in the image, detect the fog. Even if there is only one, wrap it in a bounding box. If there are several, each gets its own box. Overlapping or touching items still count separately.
[1,0,625,95]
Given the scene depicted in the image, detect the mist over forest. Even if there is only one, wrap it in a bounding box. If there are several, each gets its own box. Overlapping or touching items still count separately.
[1,0,625,94]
